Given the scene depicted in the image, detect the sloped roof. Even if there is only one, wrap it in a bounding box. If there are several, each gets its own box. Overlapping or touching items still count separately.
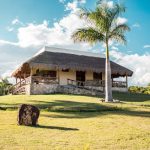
[12,50,133,77]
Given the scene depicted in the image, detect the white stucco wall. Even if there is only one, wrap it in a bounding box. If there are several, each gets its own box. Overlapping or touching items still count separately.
[59,70,95,85]
[86,71,93,80]
[102,72,105,80]
[58,70,76,85]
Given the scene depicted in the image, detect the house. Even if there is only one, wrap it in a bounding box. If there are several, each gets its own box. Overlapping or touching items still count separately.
[11,47,133,95]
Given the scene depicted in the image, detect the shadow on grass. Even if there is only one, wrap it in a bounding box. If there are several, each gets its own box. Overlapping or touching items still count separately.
[41,109,150,119]
[0,93,150,119]
[33,125,79,131]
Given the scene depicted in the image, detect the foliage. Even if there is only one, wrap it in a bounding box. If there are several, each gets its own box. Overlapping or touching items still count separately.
[128,86,150,95]
[0,78,12,96]
[72,1,130,45]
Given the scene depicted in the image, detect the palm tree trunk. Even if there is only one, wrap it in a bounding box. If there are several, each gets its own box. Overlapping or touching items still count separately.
[105,41,113,102]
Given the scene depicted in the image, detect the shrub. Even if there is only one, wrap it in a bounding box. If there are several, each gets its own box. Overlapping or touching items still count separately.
[128,86,150,95]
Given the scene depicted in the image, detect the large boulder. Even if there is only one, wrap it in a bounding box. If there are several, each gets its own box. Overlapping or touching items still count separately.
[17,104,40,126]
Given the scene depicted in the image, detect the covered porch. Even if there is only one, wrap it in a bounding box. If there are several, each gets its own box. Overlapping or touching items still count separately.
[12,66,129,94]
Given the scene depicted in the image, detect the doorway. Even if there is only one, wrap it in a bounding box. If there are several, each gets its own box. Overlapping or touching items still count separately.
[76,71,85,86]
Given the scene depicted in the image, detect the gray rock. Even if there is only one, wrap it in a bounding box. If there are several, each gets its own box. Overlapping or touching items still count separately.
[17,104,40,126]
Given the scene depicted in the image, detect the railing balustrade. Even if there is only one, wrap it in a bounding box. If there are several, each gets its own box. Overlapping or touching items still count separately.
[67,79,127,88]
[32,76,58,84]
[67,79,85,87]
[12,76,59,94]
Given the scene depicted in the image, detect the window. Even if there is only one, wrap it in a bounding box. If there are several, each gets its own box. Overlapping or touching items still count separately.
[93,72,102,80]
[48,71,57,77]
[35,70,57,77]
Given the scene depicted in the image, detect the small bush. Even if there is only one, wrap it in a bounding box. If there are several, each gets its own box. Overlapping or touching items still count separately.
[129,86,150,95]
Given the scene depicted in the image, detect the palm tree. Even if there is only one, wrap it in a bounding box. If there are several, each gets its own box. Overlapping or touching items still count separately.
[72,1,130,102]
[0,78,12,95]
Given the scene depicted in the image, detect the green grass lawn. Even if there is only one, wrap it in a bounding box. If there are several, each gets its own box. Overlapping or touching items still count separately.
[0,93,150,150]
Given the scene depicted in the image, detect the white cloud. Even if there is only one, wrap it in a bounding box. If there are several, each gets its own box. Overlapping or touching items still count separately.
[0,40,18,46]
[59,0,65,3]
[65,0,86,12]
[1,0,88,49]
[111,46,119,50]
[12,18,23,25]
[15,0,89,49]
[105,1,114,8]
[16,13,88,49]
[132,23,140,28]
[6,26,14,32]
[110,50,150,86]
[79,0,86,4]
[98,0,114,8]
[65,1,78,12]
[116,17,128,25]
[143,45,150,48]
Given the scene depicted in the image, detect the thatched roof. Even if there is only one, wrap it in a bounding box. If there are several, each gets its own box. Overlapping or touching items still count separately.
[12,49,133,78]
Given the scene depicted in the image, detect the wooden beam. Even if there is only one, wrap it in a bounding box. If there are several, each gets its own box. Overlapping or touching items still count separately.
[126,74,128,88]
[30,67,33,83]
[57,68,60,84]
[16,78,17,84]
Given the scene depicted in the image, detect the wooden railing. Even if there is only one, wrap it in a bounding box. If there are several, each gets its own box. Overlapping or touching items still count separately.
[112,81,127,88]
[12,76,58,94]
[67,79,127,88]
[32,76,58,84]
[85,80,105,87]
[67,79,86,87]
[12,78,27,94]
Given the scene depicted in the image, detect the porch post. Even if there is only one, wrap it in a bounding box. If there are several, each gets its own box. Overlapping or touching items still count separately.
[16,78,17,84]
[30,67,33,83]
[19,73,21,87]
[57,68,60,84]
[126,74,128,88]
[29,67,33,95]
[23,73,26,84]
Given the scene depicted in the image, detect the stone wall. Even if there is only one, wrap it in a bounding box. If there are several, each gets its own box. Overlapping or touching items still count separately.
[84,86,104,92]
[25,84,31,95]
[26,83,127,95]
[27,83,104,96]
[30,83,59,95]
[57,85,103,96]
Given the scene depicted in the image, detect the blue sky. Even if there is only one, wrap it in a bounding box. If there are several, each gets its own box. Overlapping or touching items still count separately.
[0,0,150,85]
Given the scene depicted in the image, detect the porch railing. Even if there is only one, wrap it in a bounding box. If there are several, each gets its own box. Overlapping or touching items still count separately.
[32,76,58,84]
[112,81,127,88]
[12,76,59,94]
[67,79,86,87]
[67,79,127,88]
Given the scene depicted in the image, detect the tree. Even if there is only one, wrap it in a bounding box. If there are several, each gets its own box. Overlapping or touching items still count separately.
[72,0,130,102]
[0,78,12,96]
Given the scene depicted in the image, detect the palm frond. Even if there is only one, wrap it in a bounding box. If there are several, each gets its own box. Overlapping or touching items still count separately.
[79,8,91,19]
[72,27,105,44]
[107,4,126,29]
[109,33,127,45]
[110,24,130,34]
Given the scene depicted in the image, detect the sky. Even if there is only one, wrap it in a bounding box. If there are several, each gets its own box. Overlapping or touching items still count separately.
[0,0,150,86]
